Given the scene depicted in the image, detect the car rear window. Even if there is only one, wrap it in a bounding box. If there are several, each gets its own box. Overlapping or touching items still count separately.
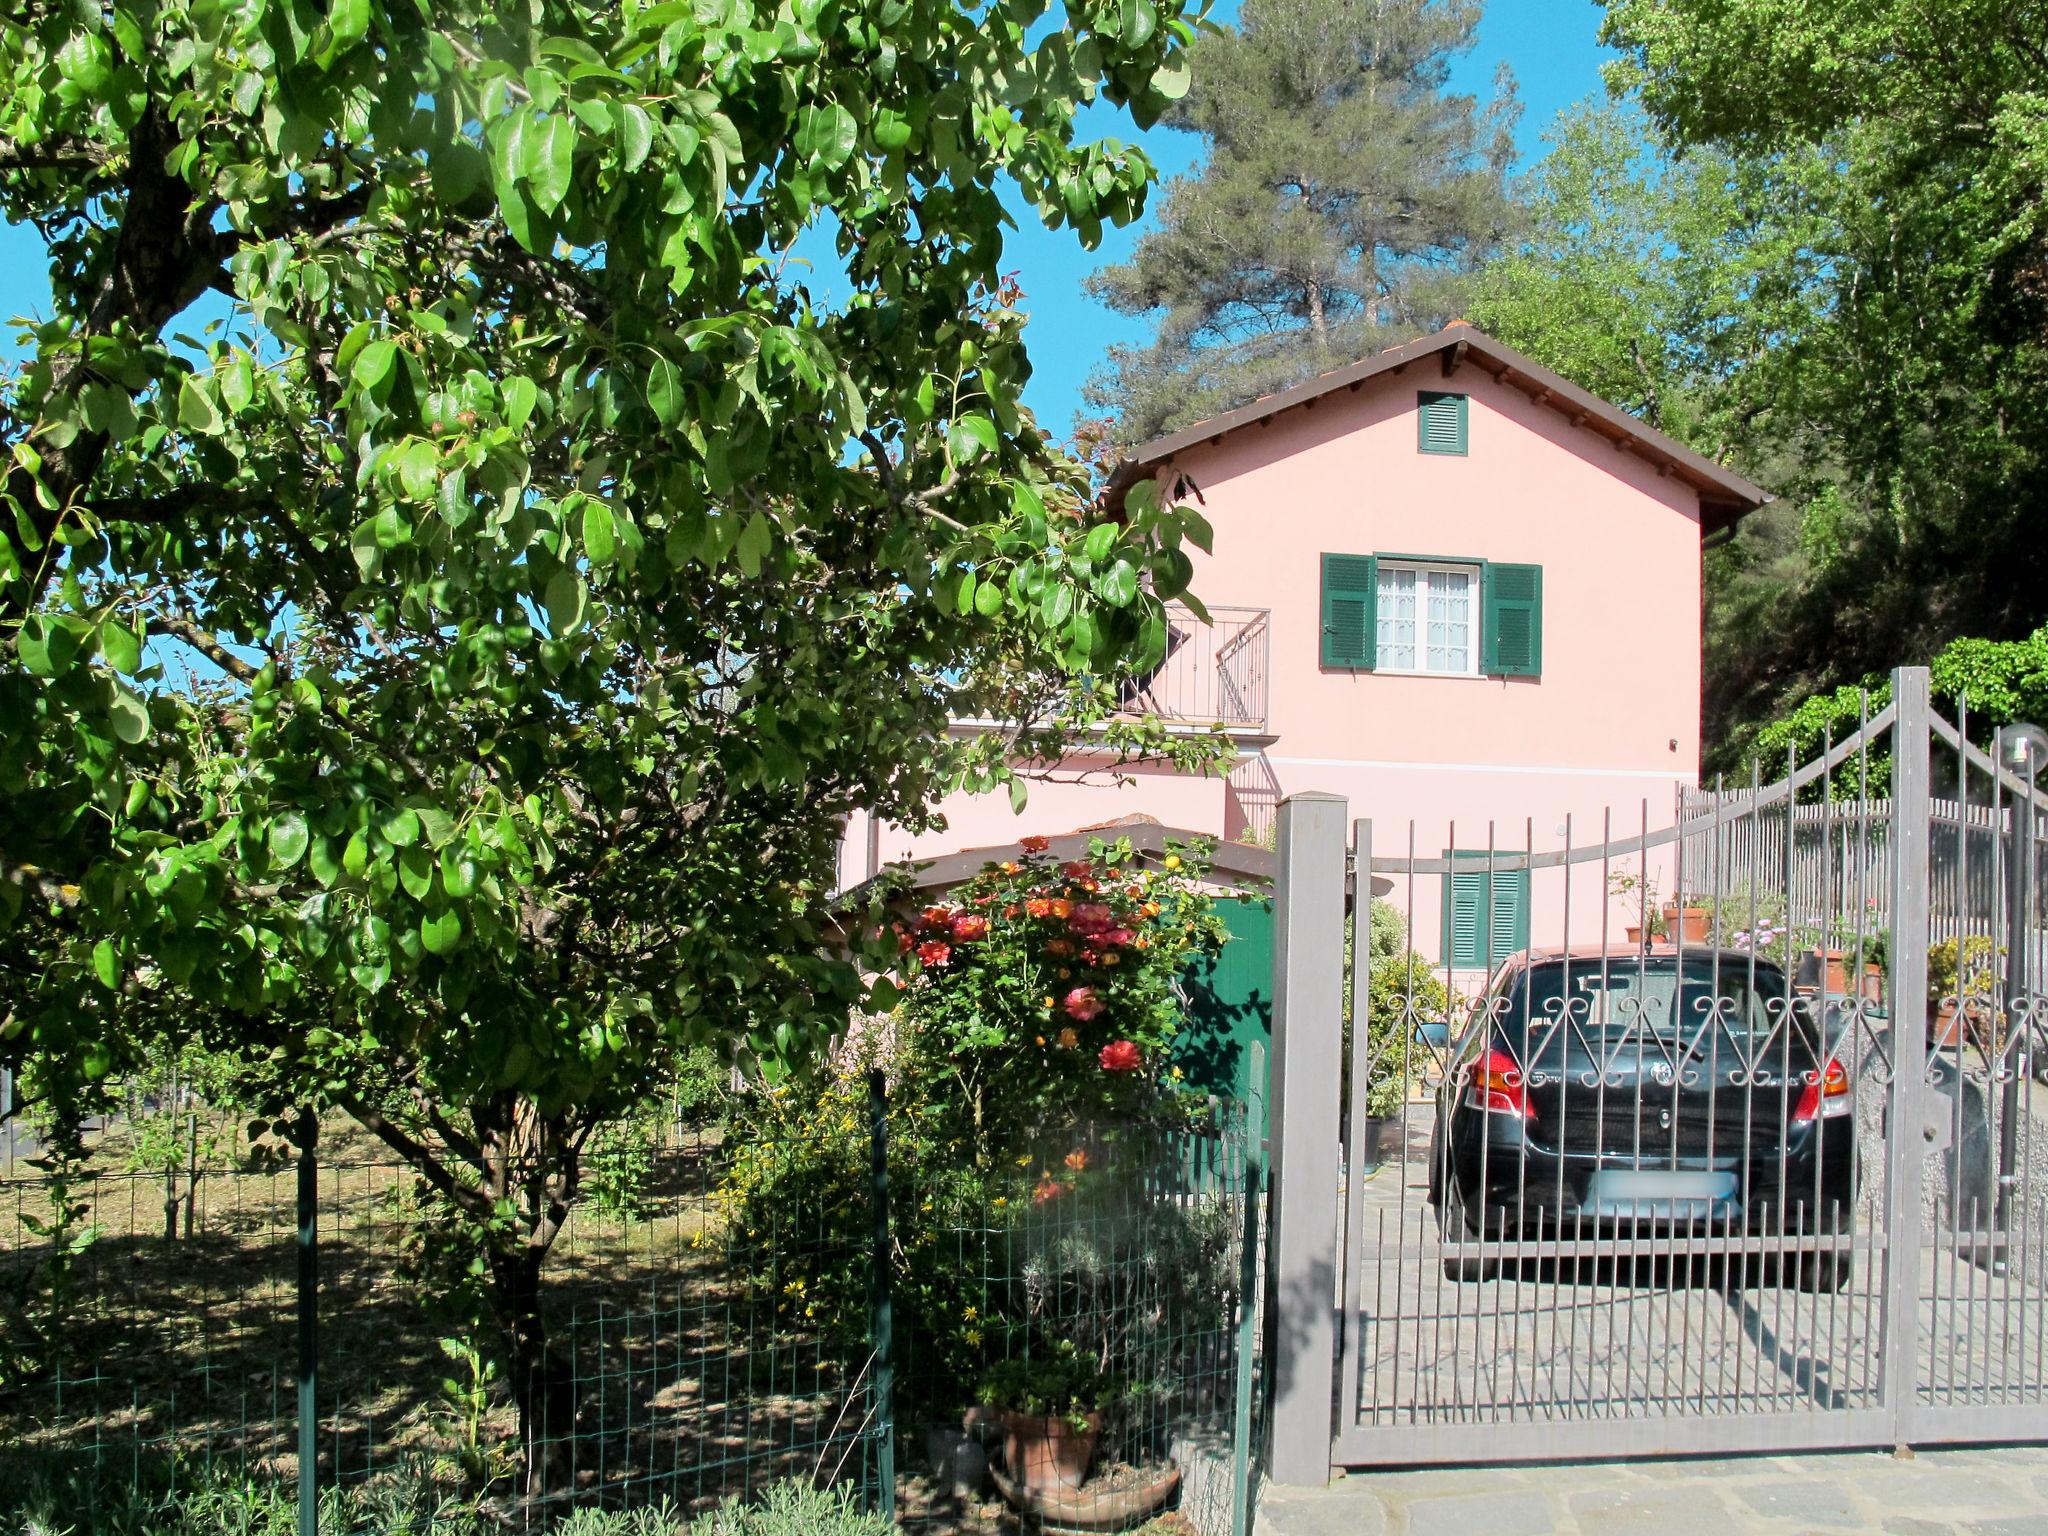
[1493,957,1799,1054]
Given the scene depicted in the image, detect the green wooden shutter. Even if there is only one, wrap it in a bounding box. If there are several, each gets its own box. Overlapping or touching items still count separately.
[1444,855,1530,969]
[1320,553,1377,669]
[1488,867,1530,958]
[1417,391,1468,456]
[1482,562,1543,676]
[1444,868,1486,968]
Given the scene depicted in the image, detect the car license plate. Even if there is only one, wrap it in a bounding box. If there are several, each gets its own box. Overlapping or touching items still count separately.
[1585,1170,1737,1217]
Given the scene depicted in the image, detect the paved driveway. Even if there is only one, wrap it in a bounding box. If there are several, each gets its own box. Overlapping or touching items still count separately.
[1257,1443,2048,1535]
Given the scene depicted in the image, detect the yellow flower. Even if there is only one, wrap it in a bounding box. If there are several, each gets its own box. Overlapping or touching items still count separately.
[1016,1154,1032,1167]
[1170,1066,1184,1080]
[964,1305,978,1321]
[994,1197,1008,1207]
[1043,996,1056,1008]
[964,1327,983,1346]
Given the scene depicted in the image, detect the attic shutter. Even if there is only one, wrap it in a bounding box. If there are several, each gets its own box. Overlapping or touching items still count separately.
[1482,562,1543,677]
[1418,391,1468,456]
[1320,553,1377,669]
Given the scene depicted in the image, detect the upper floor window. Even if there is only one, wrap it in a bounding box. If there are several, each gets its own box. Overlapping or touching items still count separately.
[1320,553,1542,677]
[1418,391,1468,456]
[1377,561,1476,675]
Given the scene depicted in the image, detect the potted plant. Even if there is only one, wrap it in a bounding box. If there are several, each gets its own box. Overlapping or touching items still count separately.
[1353,947,1452,1172]
[976,1342,1119,1497]
[1660,893,1712,947]
[1928,935,2003,1050]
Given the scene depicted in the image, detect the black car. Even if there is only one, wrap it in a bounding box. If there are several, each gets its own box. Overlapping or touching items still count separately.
[1424,947,1859,1289]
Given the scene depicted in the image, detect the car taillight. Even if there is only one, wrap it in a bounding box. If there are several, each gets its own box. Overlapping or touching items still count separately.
[1793,1058,1851,1122]
[1464,1048,1533,1119]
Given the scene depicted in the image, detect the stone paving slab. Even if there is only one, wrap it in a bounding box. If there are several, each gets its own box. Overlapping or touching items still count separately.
[1254,1446,2048,1535]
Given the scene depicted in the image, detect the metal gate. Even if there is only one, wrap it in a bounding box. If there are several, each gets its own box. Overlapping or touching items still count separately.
[1313,667,2048,1466]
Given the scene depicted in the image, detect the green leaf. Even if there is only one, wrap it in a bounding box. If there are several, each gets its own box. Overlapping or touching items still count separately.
[399,846,433,900]
[1007,775,1028,813]
[92,939,120,990]
[352,339,398,392]
[947,414,998,462]
[502,376,539,428]
[330,0,372,50]
[381,806,422,847]
[618,103,655,172]
[956,571,977,616]
[437,467,472,527]
[1083,522,1119,563]
[309,835,342,888]
[99,618,142,675]
[735,512,771,577]
[544,568,589,634]
[800,102,858,171]
[107,683,149,744]
[580,500,618,565]
[177,377,221,434]
[440,847,479,897]
[646,356,683,425]
[421,909,463,956]
[268,812,311,870]
[526,115,577,214]
[1100,558,1139,607]
[974,579,1004,617]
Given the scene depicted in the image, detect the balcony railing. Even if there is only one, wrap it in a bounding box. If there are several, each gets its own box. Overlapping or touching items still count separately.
[1116,604,1270,731]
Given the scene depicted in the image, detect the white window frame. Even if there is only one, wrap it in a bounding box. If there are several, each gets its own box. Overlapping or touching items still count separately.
[1375,559,1481,678]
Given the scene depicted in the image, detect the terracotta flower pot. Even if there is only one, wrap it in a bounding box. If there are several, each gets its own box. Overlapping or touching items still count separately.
[1661,905,1710,946]
[998,1408,1102,1495]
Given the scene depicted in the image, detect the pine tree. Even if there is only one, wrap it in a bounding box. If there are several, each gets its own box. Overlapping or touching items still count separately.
[1085,0,1519,444]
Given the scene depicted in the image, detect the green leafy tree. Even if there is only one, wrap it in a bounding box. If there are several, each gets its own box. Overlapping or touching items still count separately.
[1083,0,1518,444]
[0,0,1216,1486]
[1465,99,1846,762]
[1596,0,2048,764]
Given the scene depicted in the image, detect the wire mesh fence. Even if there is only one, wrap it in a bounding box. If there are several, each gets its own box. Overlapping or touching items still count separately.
[0,1084,1263,1535]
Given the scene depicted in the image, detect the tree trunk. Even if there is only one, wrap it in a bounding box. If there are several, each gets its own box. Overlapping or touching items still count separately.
[488,1244,580,1502]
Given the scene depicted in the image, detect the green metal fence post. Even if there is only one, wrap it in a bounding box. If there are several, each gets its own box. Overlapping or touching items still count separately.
[867,1069,895,1520]
[296,1111,319,1536]
[1230,1041,1268,1536]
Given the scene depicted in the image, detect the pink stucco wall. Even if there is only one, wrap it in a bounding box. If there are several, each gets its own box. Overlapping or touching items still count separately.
[1170,358,1704,773]
[843,353,1710,970]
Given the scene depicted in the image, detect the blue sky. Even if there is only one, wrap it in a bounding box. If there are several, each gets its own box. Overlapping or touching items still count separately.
[0,0,1610,436]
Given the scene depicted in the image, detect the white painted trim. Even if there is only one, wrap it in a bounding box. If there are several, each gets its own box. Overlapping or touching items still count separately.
[1265,753,1699,783]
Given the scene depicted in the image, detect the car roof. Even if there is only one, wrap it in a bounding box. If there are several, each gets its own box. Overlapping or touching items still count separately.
[1516,944,1787,969]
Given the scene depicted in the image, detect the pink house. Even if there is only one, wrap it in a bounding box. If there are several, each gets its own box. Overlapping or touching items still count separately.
[841,325,1769,974]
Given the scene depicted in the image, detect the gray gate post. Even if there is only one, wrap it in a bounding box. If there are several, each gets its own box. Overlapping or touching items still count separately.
[1268,791,1348,1486]
[1881,665,1933,1444]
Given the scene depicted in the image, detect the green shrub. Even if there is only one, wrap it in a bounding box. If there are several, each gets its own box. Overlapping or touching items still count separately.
[680,1482,890,1536]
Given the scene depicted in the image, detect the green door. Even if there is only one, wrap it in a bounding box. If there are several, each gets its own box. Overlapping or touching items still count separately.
[1175,895,1274,1103]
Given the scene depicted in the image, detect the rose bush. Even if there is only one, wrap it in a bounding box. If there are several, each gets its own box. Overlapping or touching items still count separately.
[887,835,1231,1159]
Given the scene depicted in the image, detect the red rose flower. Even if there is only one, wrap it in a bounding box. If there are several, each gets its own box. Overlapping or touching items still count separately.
[1061,860,1092,879]
[1049,898,1073,920]
[1099,927,1136,948]
[1063,986,1106,1021]
[896,930,914,954]
[949,912,990,942]
[917,939,953,968]
[1020,835,1051,853]
[1099,1039,1142,1073]
[1069,902,1114,933]
[919,905,954,931]
[1025,897,1053,919]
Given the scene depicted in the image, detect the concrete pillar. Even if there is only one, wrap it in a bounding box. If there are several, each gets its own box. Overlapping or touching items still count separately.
[1267,791,1347,1486]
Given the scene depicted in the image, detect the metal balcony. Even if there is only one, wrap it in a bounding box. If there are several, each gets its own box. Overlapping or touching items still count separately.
[1116,604,1270,732]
